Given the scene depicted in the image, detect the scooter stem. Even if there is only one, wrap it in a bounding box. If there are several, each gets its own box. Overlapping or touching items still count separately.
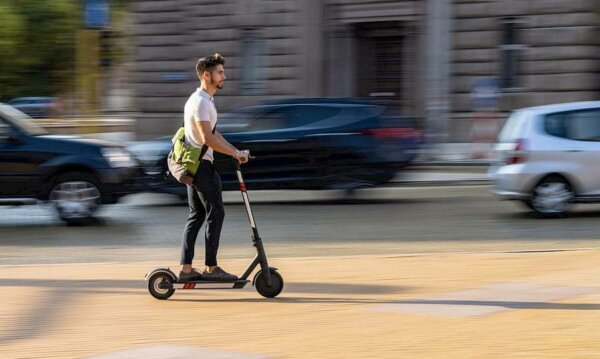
[233,158,258,232]
[233,158,272,287]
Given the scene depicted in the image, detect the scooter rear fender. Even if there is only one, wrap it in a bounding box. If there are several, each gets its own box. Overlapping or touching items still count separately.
[145,268,177,282]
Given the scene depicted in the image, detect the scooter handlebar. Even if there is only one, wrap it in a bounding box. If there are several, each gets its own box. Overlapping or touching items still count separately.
[231,155,255,170]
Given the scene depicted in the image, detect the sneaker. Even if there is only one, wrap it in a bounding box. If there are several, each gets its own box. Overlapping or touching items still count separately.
[202,266,238,281]
[179,268,203,282]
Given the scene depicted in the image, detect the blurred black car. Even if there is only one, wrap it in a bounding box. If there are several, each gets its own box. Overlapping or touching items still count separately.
[7,97,63,118]
[128,98,422,197]
[0,104,140,225]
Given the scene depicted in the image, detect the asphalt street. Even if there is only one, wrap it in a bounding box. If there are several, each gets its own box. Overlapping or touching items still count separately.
[1,185,599,266]
[1,184,600,359]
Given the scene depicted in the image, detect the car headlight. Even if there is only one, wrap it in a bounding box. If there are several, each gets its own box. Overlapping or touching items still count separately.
[101,147,138,168]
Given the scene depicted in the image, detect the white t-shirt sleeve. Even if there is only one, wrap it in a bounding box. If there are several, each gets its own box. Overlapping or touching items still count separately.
[193,99,211,122]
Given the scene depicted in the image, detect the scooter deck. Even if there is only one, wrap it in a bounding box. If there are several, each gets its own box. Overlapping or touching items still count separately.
[174,279,250,290]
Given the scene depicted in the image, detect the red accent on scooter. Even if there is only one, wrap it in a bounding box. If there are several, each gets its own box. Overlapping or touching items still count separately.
[240,183,246,192]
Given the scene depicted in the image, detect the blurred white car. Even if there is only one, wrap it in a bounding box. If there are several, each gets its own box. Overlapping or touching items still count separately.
[488,101,600,217]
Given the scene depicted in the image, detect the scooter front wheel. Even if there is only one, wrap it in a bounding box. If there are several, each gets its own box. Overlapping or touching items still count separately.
[148,273,175,300]
[255,269,284,298]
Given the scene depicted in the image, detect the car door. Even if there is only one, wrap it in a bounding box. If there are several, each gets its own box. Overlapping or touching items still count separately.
[0,120,18,195]
[560,108,600,195]
[0,112,54,197]
[0,118,34,196]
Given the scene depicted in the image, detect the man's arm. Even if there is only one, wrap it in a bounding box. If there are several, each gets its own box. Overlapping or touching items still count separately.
[195,121,248,162]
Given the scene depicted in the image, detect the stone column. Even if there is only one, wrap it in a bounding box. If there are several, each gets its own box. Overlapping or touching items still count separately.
[425,0,452,146]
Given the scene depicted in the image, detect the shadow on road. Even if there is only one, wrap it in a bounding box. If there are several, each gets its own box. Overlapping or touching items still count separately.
[2,277,598,346]
[0,278,407,295]
[498,209,600,220]
[172,297,600,311]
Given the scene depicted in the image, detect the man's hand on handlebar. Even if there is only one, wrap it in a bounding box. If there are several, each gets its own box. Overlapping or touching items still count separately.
[234,150,250,164]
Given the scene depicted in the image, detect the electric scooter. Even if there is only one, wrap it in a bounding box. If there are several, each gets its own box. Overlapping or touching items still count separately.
[145,158,284,300]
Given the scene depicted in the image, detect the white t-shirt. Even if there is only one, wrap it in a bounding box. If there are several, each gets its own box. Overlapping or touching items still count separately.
[184,88,218,162]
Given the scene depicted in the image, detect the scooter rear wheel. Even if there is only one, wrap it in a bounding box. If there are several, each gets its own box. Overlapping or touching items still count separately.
[255,269,284,298]
[148,273,175,300]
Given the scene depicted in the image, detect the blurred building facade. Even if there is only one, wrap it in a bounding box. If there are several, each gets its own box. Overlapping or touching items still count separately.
[129,0,600,140]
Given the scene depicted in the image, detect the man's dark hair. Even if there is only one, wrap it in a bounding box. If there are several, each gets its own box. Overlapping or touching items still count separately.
[196,53,225,78]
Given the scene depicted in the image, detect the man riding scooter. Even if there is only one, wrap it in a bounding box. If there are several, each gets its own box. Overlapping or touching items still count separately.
[179,53,250,282]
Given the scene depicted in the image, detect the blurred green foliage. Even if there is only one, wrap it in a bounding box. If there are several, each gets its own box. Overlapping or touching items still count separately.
[0,1,128,102]
[0,0,79,101]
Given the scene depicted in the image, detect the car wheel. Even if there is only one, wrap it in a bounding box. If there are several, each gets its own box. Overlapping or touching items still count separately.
[530,175,573,218]
[48,172,102,225]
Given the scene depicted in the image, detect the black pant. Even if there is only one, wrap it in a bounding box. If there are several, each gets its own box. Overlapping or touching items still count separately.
[180,160,224,266]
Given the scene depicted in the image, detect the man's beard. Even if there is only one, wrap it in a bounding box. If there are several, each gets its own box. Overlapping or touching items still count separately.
[210,75,224,89]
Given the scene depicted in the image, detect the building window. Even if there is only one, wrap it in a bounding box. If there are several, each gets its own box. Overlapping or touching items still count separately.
[241,29,265,94]
[499,18,526,90]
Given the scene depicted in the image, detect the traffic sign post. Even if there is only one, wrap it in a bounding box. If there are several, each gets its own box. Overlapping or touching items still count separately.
[471,77,500,159]
[77,0,110,117]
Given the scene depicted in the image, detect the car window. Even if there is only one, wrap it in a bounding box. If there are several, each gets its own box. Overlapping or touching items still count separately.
[286,105,341,127]
[12,99,33,105]
[219,105,342,133]
[545,109,600,141]
[249,105,342,130]
[566,109,600,141]
[544,113,567,138]
[219,107,289,133]
[218,108,260,133]
[248,109,288,131]
[497,110,528,143]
